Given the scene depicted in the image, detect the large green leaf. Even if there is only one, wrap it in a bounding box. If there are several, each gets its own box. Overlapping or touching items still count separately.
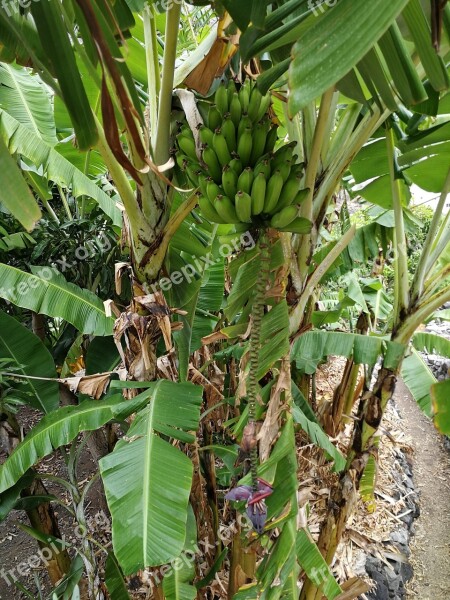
[0,264,114,336]
[162,505,197,600]
[431,379,450,435]
[0,134,41,231]
[412,332,450,358]
[291,331,403,374]
[401,348,435,417]
[258,300,290,379]
[100,380,203,574]
[0,393,147,494]
[289,0,410,114]
[0,310,59,413]
[0,110,122,226]
[0,63,57,146]
[296,529,342,599]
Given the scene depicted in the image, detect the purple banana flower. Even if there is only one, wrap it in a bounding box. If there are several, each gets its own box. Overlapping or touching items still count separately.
[225,478,273,533]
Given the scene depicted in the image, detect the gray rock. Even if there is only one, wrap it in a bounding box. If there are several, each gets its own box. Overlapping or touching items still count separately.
[390,530,408,546]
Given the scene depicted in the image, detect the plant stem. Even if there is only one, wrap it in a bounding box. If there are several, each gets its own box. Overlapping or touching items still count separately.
[247,231,271,490]
[144,4,160,152]
[154,0,182,166]
[289,225,356,335]
[58,185,73,221]
[93,115,140,226]
[411,167,450,300]
[386,125,409,326]
[297,90,334,280]
[395,283,450,344]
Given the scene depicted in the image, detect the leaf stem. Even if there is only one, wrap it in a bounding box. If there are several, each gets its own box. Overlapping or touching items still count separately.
[154,0,182,166]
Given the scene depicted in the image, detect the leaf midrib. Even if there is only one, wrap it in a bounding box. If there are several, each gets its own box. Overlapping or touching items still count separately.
[4,65,41,140]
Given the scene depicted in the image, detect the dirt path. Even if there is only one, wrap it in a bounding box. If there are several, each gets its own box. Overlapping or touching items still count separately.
[395,379,450,599]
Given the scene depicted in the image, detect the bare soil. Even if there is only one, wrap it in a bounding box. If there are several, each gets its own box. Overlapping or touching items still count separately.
[395,379,450,599]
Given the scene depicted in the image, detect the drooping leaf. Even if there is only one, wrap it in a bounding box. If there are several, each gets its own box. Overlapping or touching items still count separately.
[0,264,114,336]
[291,330,389,374]
[0,134,41,231]
[431,379,450,435]
[0,310,59,413]
[0,63,57,146]
[0,393,148,494]
[100,380,203,574]
[412,332,450,358]
[401,348,435,417]
[0,110,122,226]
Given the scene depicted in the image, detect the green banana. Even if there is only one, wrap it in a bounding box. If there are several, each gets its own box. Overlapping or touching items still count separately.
[270,205,298,229]
[198,124,214,146]
[251,172,267,216]
[237,114,253,139]
[214,194,240,223]
[263,170,284,213]
[272,142,296,168]
[178,134,198,162]
[265,125,279,154]
[198,175,209,198]
[227,79,237,103]
[176,153,189,169]
[235,191,252,223]
[239,82,250,113]
[277,216,312,234]
[230,92,242,128]
[213,128,232,165]
[248,86,263,122]
[221,114,237,153]
[222,165,238,198]
[206,180,223,203]
[215,82,229,116]
[277,160,292,183]
[292,188,310,206]
[229,157,243,176]
[253,159,271,179]
[250,120,269,166]
[186,165,201,186]
[202,145,222,183]
[208,105,222,131]
[276,174,302,211]
[197,192,226,224]
[255,91,272,122]
[237,128,253,167]
[237,167,254,194]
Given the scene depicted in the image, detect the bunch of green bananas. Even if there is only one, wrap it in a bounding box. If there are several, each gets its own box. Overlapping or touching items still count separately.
[176,80,310,233]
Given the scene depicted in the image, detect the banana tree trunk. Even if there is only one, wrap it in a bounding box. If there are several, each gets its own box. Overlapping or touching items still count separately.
[300,363,398,600]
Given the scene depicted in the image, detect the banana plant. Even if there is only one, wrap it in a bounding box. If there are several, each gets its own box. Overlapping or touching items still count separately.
[0,1,449,599]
